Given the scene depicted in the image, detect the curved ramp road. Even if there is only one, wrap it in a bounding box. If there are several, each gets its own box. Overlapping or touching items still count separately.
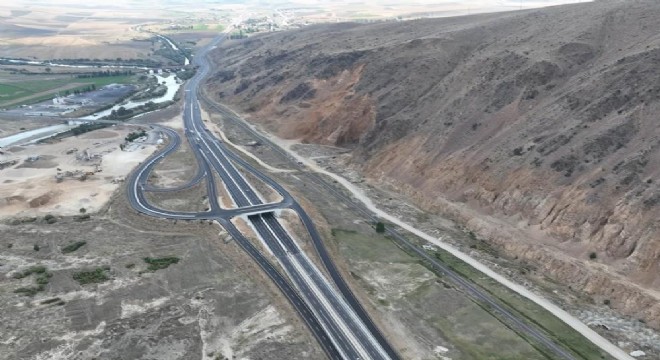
[124,34,398,360]
[124,30,627,360]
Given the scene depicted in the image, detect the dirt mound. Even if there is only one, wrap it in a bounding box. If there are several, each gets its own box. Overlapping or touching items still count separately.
[3,195,25,204]
[16,155,58,169]
[206,0,660,329]
[29,193,52,208]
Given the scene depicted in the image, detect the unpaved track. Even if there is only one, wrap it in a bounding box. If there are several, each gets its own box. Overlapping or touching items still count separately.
[219,105,635,360]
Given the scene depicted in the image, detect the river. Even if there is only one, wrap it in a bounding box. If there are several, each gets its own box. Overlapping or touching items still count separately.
[81,74,181,120]
[0,74,181,147]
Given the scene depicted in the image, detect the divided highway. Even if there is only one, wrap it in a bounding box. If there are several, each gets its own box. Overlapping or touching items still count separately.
[125,34,399,360]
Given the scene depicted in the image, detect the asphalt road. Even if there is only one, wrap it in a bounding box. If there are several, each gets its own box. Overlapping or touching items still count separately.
[117,28,588,360]
[124,33,398,360]
[196,81,586,360]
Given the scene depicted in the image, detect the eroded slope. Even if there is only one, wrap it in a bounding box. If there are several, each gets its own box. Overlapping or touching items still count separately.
[205,0,660,329]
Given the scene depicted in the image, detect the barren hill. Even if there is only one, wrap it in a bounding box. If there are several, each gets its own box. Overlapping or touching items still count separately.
[205,0,660,330]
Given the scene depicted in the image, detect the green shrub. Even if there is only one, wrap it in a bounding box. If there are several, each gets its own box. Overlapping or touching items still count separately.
[30,265,47,274]
[73,268,110,285]
[143,256,180,271]
[14,286,43,296]
[41,297,63,305]
[35,272,52,285]
[62,241,87,253]
[73,214,91,222]
[13,265,47,279]
[375,222,385,233]
[13,266,51,296]
[125,130,147,142]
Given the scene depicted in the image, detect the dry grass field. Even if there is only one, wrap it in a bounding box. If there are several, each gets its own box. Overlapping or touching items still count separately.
[0,3,168,60]
[0,1,586,60]
[0,1,237,62]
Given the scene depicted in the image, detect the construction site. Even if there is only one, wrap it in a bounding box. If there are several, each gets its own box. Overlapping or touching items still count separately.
[0,125,160,217]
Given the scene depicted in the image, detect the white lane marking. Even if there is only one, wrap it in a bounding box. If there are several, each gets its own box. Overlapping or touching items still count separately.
[260,217,371,360]
[299,251,390,359]
[187,98,261,206]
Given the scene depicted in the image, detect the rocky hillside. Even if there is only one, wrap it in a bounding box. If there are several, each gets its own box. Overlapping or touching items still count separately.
[205,0,660,329]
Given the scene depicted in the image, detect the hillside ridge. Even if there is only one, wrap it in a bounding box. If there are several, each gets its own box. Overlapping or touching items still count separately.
[205,0,660,333]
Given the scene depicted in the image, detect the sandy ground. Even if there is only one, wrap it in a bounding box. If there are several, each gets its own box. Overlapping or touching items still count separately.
[0,210,320,359]
[0,126,156,218]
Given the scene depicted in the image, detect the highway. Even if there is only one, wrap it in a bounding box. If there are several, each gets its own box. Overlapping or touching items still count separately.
[196,77,588,360]
[117,28,591,360]
[125,33,399,360]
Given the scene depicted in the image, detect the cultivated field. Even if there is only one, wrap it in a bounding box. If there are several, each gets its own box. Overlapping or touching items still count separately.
[0,73,137,108]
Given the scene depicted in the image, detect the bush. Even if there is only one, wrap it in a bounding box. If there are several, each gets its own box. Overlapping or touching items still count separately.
[512,147,524,156]
[13,265,47,279]
[375,222,385,233]
[177,68,197,80]
[35,272,52,285]
[13,266,51,296]
[143,257,180,271]
[71,123,106,136]
[589,252,597,260]
[41,297,63,305]
[14,287,43,296]
[33,244,40,251]
[73,268,110,285]
[125,130,147,142]
[62,241,87,254]
[73,214,91,222]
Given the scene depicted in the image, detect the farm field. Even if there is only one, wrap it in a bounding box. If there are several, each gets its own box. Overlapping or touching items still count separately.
[0,74,136,107]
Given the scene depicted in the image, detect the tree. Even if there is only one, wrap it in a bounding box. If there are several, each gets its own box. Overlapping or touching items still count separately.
[375,222,385,233]
[33,244,40,251]
[79,208,86,214]
[45,67,51,73]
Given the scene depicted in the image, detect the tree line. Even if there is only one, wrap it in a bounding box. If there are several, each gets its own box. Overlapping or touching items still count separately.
[76,70,134,78]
